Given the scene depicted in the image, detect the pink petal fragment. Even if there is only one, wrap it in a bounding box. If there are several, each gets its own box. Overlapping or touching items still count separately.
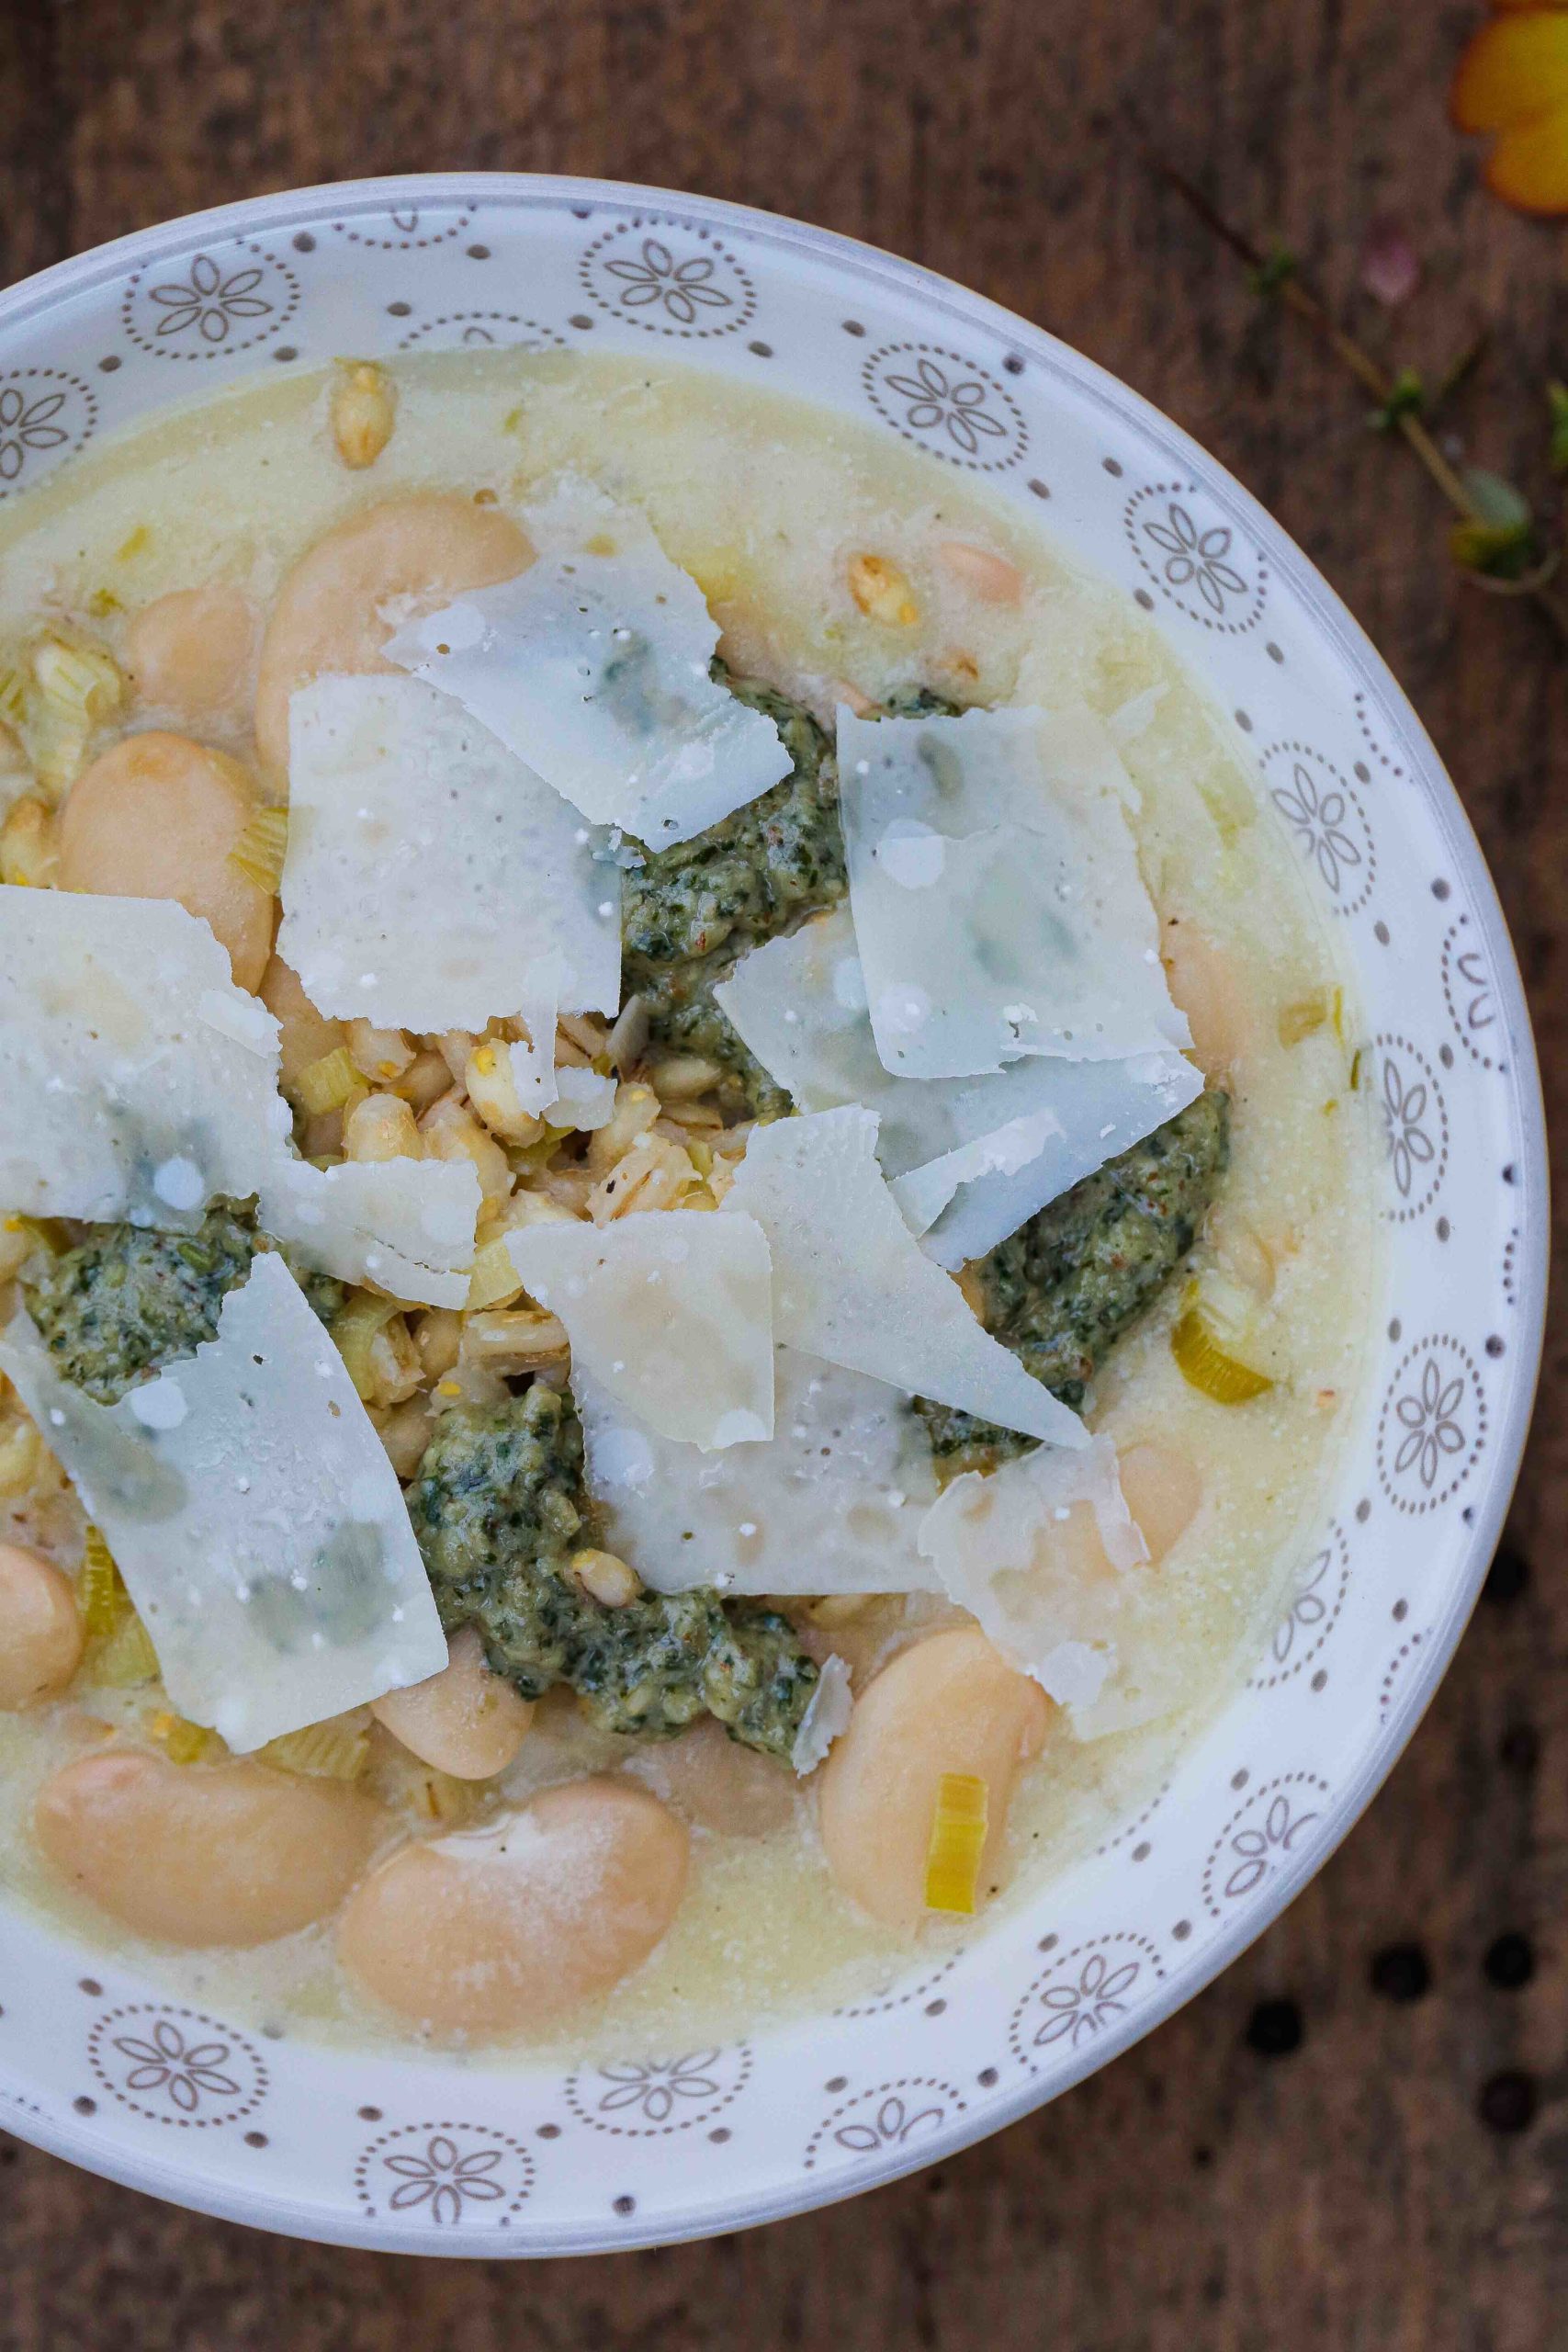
[1359,216,1422,310]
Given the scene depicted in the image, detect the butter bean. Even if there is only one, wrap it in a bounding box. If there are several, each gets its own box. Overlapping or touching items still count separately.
[337,1778,688,2035]
[254,494,530,773]
[0,1541,82,1709]
[370,1625,532,1781]
[259,955,346,1091]
[652,1717,798,1838]
[1161,922,1254,1079]
[124,583,256,725]
[818,1627,1048,1930]
[1118,1443,1203,1565]
[34,1749,379,1947]
[59,732,273,990]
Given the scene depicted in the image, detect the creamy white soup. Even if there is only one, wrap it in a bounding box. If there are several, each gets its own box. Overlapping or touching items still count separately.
[0,349,1378,2059]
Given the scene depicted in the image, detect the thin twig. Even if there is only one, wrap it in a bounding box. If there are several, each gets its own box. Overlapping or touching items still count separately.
[1430,331,1490,421]
[1145,151,1568,645]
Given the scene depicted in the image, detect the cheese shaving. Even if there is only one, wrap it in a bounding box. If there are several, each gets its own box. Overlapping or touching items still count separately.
[0,885,479,1306]
[0,888,289,1227]
[510,1209,774,1451]
[791,1654,854,1775]
[261,1155,482,1310]
[0,1255,446,1751]
[837,703,1190,1078]
[916,1432,1151,1729]
[385,492,791,847]
[281,673,621,1024]
[715,905,1202,1267]
[896,1048,1202,1269]
[721,1106,1086,1448]
[572,1347,941,1595]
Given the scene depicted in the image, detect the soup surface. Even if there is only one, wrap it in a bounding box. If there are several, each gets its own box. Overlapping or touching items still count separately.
[0,349,1379,2059]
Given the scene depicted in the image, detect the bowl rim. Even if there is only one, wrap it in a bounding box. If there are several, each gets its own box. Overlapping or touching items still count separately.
[0,169,1550,2254]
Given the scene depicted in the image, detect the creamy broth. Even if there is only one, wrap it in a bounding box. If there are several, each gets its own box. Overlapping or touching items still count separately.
[0,350,1380,2059]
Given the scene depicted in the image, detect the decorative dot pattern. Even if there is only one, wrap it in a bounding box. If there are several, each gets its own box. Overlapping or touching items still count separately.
[862,342,1027,471]
[578,216,756,339]
[1376,1337,1488,1515]
[1123,480,1267,632]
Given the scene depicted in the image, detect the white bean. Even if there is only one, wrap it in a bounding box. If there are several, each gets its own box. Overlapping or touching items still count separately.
[649,1717,798,1838]
[818,1627,1048,1930]
[937,540,1025,605]
[337,1778,688,2035]
[254,493,531,773]
[370,1625,533,1780]
[1161,921,1254,1078]
[259,954,347,1091]
[1118,1442,1203,1565]
[0,1540,82,1709]
[34,1749,379,1947]
[343,1092,423,1162]
[59,732,274,991]
[375,1394,436,1482]
[124,583,256,724]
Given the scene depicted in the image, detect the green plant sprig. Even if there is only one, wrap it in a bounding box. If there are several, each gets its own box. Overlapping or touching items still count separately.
[1145,153,1568,645]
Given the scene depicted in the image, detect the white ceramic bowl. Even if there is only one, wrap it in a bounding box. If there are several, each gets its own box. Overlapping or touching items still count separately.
[0,174,1547,2255]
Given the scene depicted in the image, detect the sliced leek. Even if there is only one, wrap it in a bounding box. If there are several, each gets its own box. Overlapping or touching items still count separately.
[329,1291,404,1402]
[378,1750,475,1826]
[228,805,289,896]
[295,1043,363,1116]
[32,635,122,728]
[1277,991,1330,1047]
[1171,1306,1275,1404]
[924,1771,989,1915]
[79,1525,125,1637]
[466,1235,525,1312]
[149,1709,223,1765]
[259,1713,370,1781]
[92,1610,160,1688]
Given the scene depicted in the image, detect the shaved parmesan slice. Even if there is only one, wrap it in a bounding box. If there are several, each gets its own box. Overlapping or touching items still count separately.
[896,1051,1202,1269]
[0,1255,446,1751]
[837,704,1190,1078]
[713,908,892,1126]
[553,1064,616,1128]
[281,674,620,1023]
[0,884,479,1306]
[261,1155,481,1310]
[510,1210,774,1451]
[572,1349,940,1595]
[715,907,1201,1266]
[0,888,291,1227]
[505,953,564,1117]
[792,1654,854,1774]
[386,494,792,847]
[917,1433,1149,1726]
[721,1107,1086,1449]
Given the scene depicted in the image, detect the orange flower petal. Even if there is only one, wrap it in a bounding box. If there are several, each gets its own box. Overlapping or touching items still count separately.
[1486,98,1568,209]
[1450,13,1568,131]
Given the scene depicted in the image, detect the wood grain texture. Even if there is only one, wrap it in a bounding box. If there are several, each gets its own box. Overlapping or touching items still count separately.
[0,3,1563,2346]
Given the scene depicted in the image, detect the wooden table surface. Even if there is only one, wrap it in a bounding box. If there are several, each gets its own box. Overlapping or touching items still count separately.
[1,3,1562,2345]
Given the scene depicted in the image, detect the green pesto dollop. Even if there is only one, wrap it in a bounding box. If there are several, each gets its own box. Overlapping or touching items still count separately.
[621,668,965,1119]
[21,1200,345,1406]
[620,663,843,1119]
[409,1385,818,1763]
[919,1090,1232,1476]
